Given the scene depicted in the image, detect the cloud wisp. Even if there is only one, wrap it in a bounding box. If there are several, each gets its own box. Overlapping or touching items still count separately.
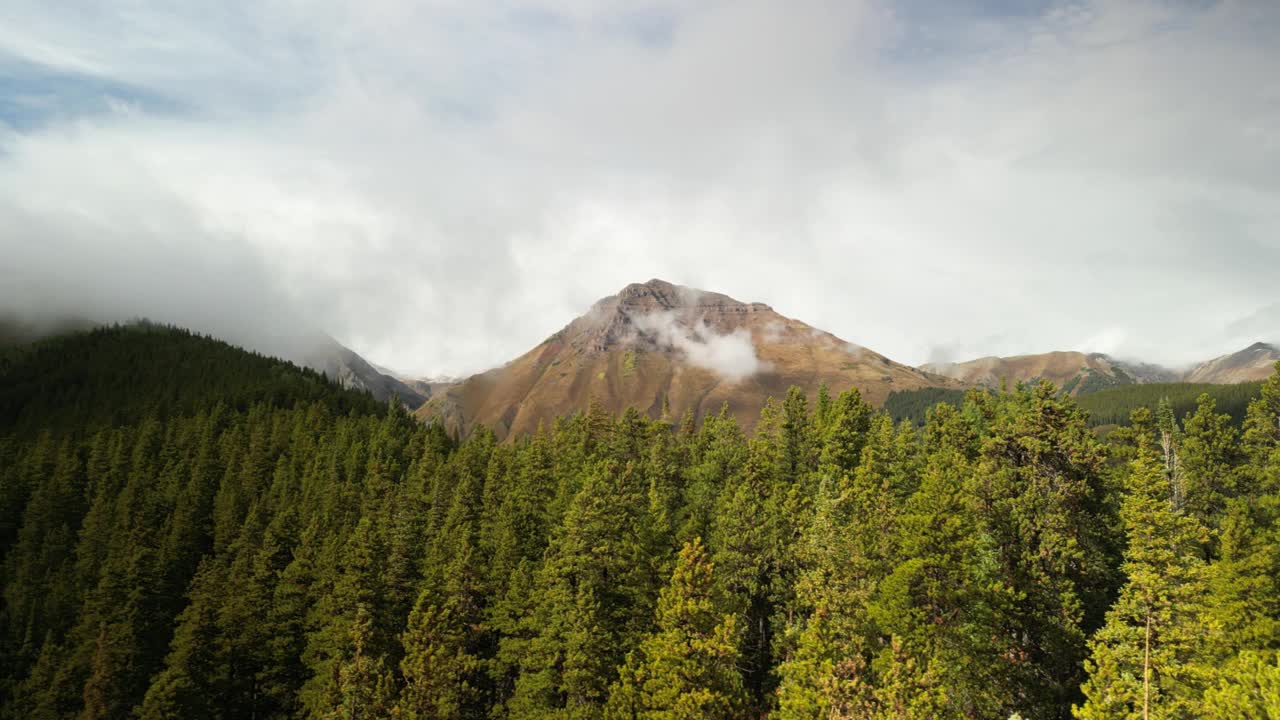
[629,310,766,382]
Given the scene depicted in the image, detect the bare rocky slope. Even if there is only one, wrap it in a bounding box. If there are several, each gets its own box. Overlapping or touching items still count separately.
[415,279,961,439]
[922,343,1279,393]
[920,351,1178,396]
[1183,342,1280,384]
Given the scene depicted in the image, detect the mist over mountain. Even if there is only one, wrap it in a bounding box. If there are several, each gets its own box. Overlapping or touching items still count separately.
[415,279,961,439]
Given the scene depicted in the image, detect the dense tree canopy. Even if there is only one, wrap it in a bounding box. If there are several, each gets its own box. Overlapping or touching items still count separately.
[3,326,1279,719]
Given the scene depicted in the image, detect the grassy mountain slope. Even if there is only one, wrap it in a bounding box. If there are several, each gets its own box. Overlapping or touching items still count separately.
[1183,342,1280,384]
[415,279,963,438]
[919,351,1172,396]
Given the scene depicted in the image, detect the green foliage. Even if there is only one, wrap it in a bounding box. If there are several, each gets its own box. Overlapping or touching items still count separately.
[1200,651,1280,719]
[1076,454,1210,719]
[605,539,745,720]
[0,322,382,437]
[2,330,1279,720]
[883,387,969,425]
[1078,381,1263,428]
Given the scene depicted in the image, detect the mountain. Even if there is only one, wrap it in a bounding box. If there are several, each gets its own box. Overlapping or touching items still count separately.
[1183,342,1280,384]
[920,343,1280,394]
[298,335,427,409]
[920,351,1177,396]
[415,278,960,438]
[0,313,426,409]
[0,323,387,433]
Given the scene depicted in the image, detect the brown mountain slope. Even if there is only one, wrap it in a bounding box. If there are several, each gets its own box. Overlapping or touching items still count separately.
[920,351,1177,395]
[415,279,961,439]
[1183,342,1280,384]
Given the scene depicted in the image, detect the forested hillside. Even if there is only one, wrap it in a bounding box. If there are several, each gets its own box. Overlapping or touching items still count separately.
[1075,381,1263,428]
[3,327,1280,719]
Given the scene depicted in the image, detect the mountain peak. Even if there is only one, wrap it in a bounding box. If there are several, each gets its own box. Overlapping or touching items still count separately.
[1245,341,1275,352]
[607,279,770,312]
[565,280,774,354]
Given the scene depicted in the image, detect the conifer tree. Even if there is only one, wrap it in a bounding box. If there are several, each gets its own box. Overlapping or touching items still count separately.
[7,326,1280,720]
[870,438,999,719]
[1180,394,1242,529]
[399,535,486,719]
[775,412,904,720]
[1076,454,1210,719]
[507,461,658,720]
[1199,650,1280,719]
[136,561,228,720]
[1241,362,1280,496]
[972,383,1112,716]
[604,538,744,720]
[710,401,783,708]
[1201,497,1280,669]
[325,605,397,720]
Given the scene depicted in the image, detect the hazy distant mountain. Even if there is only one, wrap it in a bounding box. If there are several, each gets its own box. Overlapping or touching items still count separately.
[919,351,1179,396]
[1183,342,1280,384]
[297,335,427,409]
[415,278,961,439]
[922,343,1280,394]
[0,314,97,348]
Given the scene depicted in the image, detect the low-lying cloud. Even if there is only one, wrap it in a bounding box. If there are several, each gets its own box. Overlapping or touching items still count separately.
[630,311,765,382]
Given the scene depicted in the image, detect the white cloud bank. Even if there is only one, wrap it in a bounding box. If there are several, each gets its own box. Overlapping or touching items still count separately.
[0,0,1277,375]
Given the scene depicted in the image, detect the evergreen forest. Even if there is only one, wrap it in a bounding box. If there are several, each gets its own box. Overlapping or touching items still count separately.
[3,324,1280,719]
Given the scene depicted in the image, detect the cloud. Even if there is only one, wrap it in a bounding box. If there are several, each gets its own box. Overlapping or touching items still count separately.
[0,0,1277,374]
[629,311,765,382]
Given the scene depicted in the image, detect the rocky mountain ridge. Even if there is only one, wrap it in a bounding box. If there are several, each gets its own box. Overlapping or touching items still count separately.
[414,279,961,439]
[921,343,1278,392]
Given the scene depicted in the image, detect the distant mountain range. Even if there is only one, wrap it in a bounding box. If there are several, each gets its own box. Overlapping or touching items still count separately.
[922,343,1279,393]
[5,284,1276,437]
[408,279,1278,439]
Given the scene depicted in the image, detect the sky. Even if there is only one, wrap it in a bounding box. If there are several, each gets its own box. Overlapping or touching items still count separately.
[1,0,1277,377]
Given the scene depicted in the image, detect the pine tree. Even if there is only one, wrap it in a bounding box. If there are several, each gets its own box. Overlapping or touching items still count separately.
[136,561,228,720]
[869,439,999,719]
[1076,454,1210,719]
[506,461,658,720]
[1179,394,1243,529]
[972,383,1113,717]
[604,539,745,720]
[1241,363,1280,497]
[1199,650,1280,719]
[1201,497,1280,670]
[398,535,486,719]
[709,401,782,708]
[775,412,900,720]
[324,605,397,720]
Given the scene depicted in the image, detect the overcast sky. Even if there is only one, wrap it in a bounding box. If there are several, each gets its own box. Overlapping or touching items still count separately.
[1,0,1277,376]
